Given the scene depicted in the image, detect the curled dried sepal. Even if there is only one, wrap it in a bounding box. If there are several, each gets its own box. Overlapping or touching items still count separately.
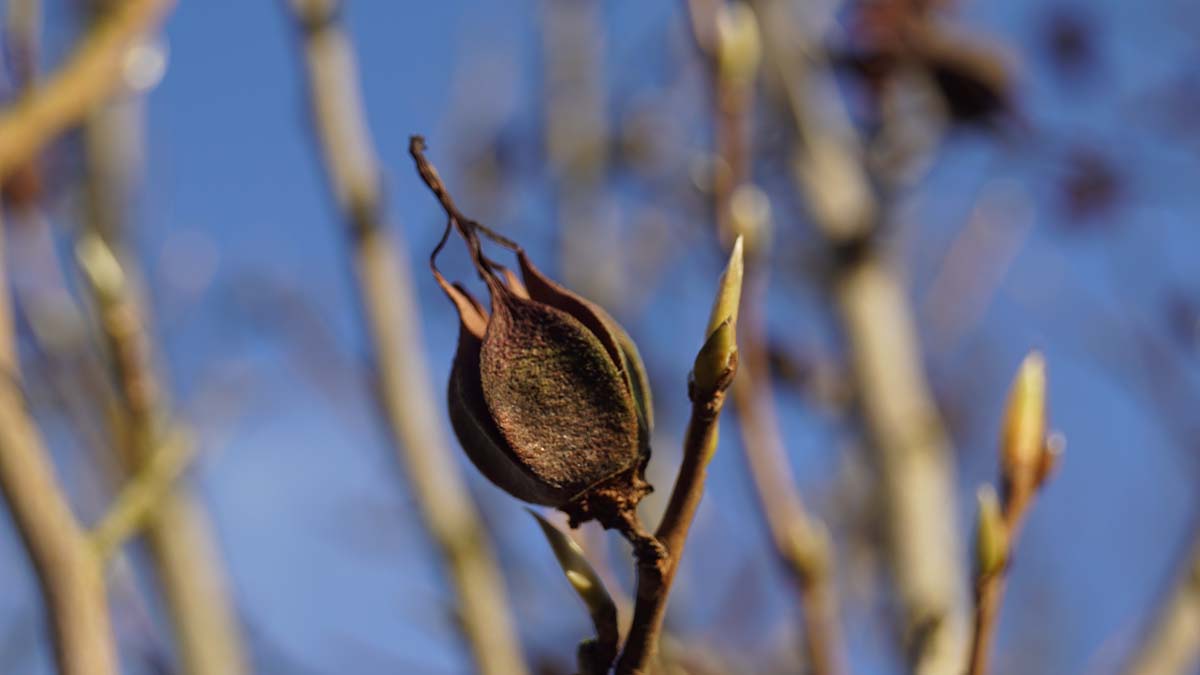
[527,510,619,675]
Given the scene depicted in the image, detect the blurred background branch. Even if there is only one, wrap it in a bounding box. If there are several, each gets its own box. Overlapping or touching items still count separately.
[749,0,969,672]
[0,0,172,180]
[284,2,528,674]
[76,101,249,673]
[1124,535,1200,675]
[0,211,119,675]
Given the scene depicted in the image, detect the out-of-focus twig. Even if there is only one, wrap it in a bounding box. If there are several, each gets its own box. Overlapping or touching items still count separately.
[750,0,969,672]
[966,353,1058,675]
[615,238,743,675]
[0,0,172,181]
[0,212,119,675]
[1123,537,1200,675]
[88,426,195,561]
[284,3,528,674]
[76,229,249,675]
[541,0,621,306]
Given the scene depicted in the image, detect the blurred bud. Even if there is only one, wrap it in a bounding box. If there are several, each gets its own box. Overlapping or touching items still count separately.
[716,2,761,85]
[1038,431,1066,487]
[727,183,771,256]
[432,218,653,530]
[1001,351,1046,492]
[975,484,1008,579]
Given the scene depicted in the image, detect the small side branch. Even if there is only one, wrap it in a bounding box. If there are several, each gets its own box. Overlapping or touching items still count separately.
[614,239,744,675]
[89,427,195,561]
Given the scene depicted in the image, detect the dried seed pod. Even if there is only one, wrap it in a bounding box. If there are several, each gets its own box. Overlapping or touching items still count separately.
[432,218,653,528]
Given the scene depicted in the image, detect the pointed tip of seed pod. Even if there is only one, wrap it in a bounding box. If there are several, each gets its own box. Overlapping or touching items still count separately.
[1001,350,1047,484]
[975,484,1008,579]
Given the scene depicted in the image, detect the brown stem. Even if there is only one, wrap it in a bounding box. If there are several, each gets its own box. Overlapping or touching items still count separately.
[0,213,119,675]
[285,3,528,674]
[615,385,731,675]
[614,254,743,674]
[0,0,173,181]
[966,486,1035,675]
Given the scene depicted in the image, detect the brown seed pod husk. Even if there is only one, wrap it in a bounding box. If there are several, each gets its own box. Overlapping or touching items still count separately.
[480,287,642,503]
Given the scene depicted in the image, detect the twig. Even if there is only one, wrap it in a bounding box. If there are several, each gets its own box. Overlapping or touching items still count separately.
[76,227,249,675]
[748,1,970,671]
[0,211,119,675]
[541,0,620,305]
[734,270,844,675]
[89,426,195,561]
[1123,535,1200,675]
[614,238,744,675]
[966,353,1057,675]
[0,0,172,181]
[283,2,528,674]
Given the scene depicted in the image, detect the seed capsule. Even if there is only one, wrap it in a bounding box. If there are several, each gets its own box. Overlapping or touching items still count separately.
[433,219,653,528]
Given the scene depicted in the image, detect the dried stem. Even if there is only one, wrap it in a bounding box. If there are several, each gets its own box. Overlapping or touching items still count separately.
[0,212,119,675]
[0,0,172,181]
[76,229,249,675]
[284,3,527,674]
[1124,535,1200,675]
[614,240,744,675]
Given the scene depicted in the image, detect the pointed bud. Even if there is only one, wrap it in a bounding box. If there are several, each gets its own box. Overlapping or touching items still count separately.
[693,237,744,398]
[716,2,761,85]
[1001,351,1047,492]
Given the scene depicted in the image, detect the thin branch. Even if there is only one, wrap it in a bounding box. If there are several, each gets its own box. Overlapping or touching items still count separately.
[749,0,970,671]
[0,211,119,675]
[0,0,172,181]
[89,426,195,561]
[733,270,844,675]
[283,2,528,674]
[1124,535,1200,675]
[76,225,249,675]
[614,238,744,675]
